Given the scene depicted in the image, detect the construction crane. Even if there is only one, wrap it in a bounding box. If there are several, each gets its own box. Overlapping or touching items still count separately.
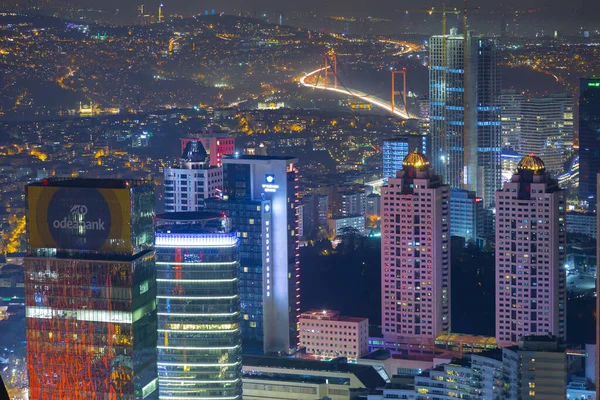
[404,3,461,36]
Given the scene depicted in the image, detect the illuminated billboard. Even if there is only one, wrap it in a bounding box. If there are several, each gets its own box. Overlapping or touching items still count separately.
[28,186,132,252]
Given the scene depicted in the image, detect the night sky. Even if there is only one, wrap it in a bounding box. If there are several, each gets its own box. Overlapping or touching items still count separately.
[65,0,599,17]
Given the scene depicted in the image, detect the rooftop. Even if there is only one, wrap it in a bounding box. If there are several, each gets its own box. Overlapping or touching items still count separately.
[242,355,386,389]
[517,154,546,174]
[300,309,367,323]
[223,154,298,161]
[28,177,151,189]
[402,150,430,171]
[156,211,224,222]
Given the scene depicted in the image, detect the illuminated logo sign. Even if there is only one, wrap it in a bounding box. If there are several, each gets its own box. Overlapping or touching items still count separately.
[51,204,106,231]
[28,185,132,252]
[262,174,279,193]
[264,204,271,213]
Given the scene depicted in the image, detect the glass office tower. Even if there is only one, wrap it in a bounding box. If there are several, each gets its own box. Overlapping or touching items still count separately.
[205,155,299,355]
[429,30,501,208]
[25,178,157,400]
[155,212,242,399]
[579,77,600,209]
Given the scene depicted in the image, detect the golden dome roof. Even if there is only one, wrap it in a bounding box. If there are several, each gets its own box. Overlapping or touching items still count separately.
[517,153,546,174]
[402,150,430,170]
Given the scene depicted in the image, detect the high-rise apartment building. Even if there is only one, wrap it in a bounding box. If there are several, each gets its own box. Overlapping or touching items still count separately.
[500,89,524,151]
[155,212,242,399]
[164,140,223,212]
[429,31,500,208]
[336,190,366,217]
[300,194,328,239]
[25,178,157,399]
[520,95,574,175]
[381,151,451,349]
[579,78,600,209]
[205,155,300,354]
[495,155,566,347]
[383,136,427,184]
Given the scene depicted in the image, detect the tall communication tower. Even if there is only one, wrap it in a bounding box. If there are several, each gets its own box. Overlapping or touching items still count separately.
[158,3,164,23]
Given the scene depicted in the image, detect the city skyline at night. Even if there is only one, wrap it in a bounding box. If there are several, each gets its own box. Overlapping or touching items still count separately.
[0,0,598,398]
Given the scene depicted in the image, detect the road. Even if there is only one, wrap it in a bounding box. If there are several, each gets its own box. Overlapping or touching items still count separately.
[300,67,417,120]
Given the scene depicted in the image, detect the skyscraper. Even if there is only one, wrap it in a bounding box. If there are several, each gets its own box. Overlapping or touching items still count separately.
[25,178,157,399]
[579,78,600,208]
[429,31,500,208]
[381,151,451,350]
[475,37,502,209]
[164,140,223,213]
[429,29,477,191]
[155,212,242,399]
[495,155,567,347]
[205,155,300,354]
[520,95,574,175]
[500,89,524,151]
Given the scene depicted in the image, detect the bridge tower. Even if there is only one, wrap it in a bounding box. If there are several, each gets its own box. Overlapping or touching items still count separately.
[324,50,337,89]
[391,68,407,115]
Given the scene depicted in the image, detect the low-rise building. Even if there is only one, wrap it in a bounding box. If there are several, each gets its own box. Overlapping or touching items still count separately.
[300,310,369,359]
[566,212,596,238]
[242,355,386,400]
[328,215,366,237]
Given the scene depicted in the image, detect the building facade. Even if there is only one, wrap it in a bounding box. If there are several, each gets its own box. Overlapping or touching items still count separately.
[205,198,269,349]
[300,194,328,239]
[154,212,242,399]
[475,37,502,209]
[381,151,451,349]
[25,178,157,399]
[500,89,524,151]
[429,31,500,208]
[336,190,366,217]
[328,215,366,238]
[414,354,505,400]
[503,336,567,400]
[579,78,600,209]
[164,140,223,212]
[520,95,574,175]
[450,189,483,245]
[206,155,300,354]
[566,212,596,238]
[299,310,369,359]
[242,356,385,400]
[181,132,235,167]
[495,155,567,347]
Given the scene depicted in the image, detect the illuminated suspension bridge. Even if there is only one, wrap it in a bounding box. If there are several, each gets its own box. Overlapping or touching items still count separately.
[299,42,419,120]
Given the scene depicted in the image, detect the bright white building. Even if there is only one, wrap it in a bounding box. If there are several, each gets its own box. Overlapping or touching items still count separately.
[381,151,451,349]
[164,140,222,212]
[327,215,365,237]
[495,154,567,347]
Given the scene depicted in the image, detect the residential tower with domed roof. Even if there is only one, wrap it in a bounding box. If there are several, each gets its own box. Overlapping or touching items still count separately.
[380,151,451,352]
[495,153,566,347]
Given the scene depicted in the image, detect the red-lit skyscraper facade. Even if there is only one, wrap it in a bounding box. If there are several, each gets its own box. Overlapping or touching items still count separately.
[25,178,157,399]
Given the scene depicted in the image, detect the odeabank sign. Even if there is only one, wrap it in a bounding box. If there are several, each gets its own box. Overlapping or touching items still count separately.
[28,186,132,252]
